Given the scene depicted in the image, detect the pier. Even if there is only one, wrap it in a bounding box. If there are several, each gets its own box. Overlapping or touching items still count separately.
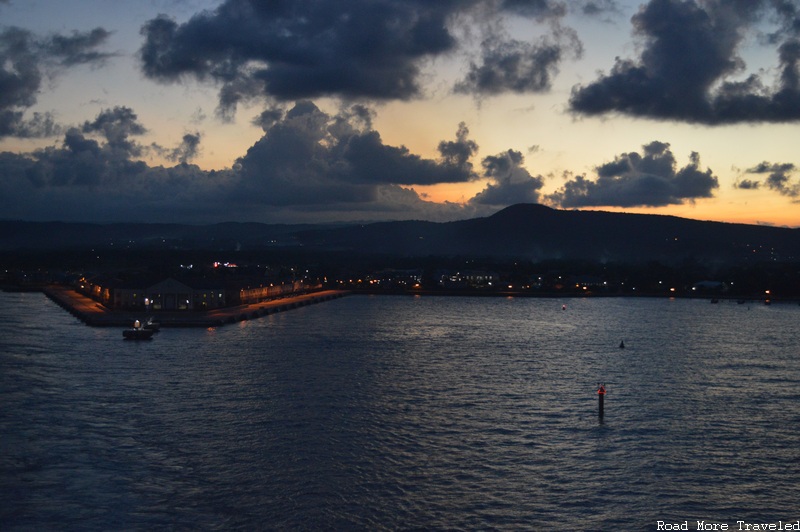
[43,285,350,328]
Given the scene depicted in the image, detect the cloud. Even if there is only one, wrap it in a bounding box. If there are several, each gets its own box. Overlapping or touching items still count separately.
[139,0,586,114]
[151,132,202,164]
[499,0,567,20]
[734,178,761,190]
[569,0,800,124]
[233,101,479,207]
[3,111,61,138]
[139,1,458,115]
[169,133,202,163]
[437,122,479,175]
[43,27,113,67]
[452,0,582,97]
[470,149,545,206]
[0,116,234,221]
[738,161,800,198]
[81,106,147,156]
[0,103,500,223]
[252,106,285,132]
[547,141,719,207]
[578,0,623,18]
[0,26,112,138]
[454,30,581,96]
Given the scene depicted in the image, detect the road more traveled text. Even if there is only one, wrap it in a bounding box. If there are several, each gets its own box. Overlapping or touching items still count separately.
[657,521,800,531]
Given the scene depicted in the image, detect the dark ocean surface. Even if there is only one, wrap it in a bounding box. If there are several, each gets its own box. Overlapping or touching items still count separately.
[2,292,799,530]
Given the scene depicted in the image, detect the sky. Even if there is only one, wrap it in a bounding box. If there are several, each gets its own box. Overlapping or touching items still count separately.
[1,0,800,227]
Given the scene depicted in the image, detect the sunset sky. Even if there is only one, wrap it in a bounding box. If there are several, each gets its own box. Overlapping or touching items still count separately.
[1,0,799,227]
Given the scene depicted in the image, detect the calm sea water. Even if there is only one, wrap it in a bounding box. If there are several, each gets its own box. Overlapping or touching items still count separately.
[2,292,799,530]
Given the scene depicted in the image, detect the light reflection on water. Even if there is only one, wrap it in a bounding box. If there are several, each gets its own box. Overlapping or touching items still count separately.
[2,292,800,530]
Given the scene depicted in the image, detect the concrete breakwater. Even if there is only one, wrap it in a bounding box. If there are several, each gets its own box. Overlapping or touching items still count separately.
[43,285,350,328]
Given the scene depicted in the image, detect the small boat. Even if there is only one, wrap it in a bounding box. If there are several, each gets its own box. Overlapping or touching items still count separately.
[123,328,154,340]
[123,319,155,340]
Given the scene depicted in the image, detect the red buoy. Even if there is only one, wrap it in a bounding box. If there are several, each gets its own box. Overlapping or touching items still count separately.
[597,384,606,418]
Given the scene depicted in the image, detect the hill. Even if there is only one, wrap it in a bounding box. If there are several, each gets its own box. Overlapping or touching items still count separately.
[293,204,800,264]
[1,204,798,265]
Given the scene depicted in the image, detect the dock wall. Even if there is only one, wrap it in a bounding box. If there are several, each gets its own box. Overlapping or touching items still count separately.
[43,285,350,328]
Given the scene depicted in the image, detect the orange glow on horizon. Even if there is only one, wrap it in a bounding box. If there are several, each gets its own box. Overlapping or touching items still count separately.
[411,181,800,228]
[411,181,489,204]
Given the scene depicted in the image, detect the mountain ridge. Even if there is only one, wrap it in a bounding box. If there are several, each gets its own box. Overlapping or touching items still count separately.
[2,204,798,264]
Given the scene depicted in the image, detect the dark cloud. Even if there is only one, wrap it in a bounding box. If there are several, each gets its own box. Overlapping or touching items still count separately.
[746,161,796,175]
[437,122,479,173]
[500,0,567,19]
[234,101,479,207]
[454,29,581,95]
[152,132,202,164]
[43,28,113,67]
[139,1,458,114]
[0,110,233,221]
[456,1,582,97]
[453,0,583,96]
[0,103,496,223]
[547,141,718,207]
[0,28,39,106]
[252,106,286,132]
[734,178,760,190]
[4,111,61,138]
[578,0,623,17]
[0,26,112,138]
[740,161,800,197]
[1,27,48,137]
[470,149,545,206]
[25,126,149,187]
[569,0,800,124]
[81,106,147,157]
[766,0,800,43]
[341,131,476,186]
[139,0,585,112]
[171,133,201,163]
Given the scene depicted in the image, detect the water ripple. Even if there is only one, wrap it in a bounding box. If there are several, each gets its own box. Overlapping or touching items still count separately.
[2,293,800,529]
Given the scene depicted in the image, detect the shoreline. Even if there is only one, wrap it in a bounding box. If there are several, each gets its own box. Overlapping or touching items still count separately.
[349,287,792,302]
[7,285,794,329]
[40,285,351,328]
